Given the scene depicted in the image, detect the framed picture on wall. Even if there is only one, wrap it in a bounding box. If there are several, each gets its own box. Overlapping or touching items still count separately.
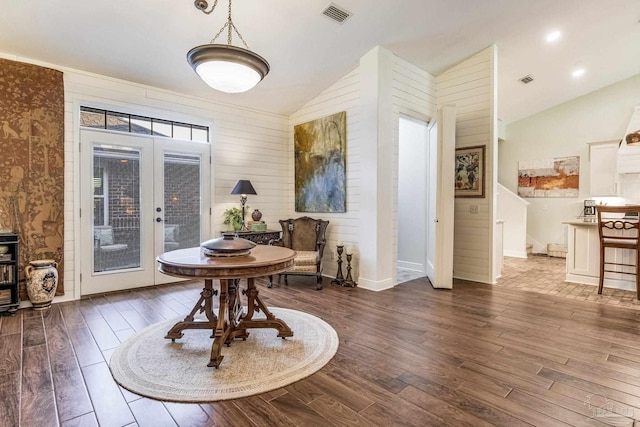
[454,145,485,198]
[294,111,347,212]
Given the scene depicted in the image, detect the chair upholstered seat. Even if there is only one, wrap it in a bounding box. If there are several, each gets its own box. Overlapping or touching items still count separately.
[269,217,329,290]
[289,250,319,273]
[292,251,318,266]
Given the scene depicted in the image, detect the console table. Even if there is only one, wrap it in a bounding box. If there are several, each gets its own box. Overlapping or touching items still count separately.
[220,229,281,245]
[156,245,295,368]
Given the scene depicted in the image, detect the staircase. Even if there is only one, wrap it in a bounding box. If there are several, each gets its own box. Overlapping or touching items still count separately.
[497,183,530,258]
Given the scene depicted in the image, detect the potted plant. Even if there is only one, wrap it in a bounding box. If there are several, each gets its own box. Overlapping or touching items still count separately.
[223,207,244,231]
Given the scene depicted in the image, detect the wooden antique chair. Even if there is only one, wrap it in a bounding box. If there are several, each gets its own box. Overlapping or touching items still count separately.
[596,205,640,298]
[269,217,329,290]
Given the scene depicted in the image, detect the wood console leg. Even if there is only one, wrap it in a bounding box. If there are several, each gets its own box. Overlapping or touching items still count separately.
[237,278,293,338]
[165,279,218,340]
[209,279,231,368]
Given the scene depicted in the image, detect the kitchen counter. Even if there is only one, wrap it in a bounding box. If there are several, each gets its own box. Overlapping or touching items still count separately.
[562,220,597,226]
[564,221,636,291]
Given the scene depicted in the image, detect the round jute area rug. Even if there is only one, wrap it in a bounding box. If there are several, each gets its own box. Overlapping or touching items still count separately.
[109,307,338,402]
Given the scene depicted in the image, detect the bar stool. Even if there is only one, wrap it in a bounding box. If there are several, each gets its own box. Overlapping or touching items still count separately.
[597,205,640,298]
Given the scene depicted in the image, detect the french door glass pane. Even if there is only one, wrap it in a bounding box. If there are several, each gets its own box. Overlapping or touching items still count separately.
[93,146,142,273]
[163,153,201,252]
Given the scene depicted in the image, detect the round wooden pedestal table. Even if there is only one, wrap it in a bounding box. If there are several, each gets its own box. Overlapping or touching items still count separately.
[156,245,295,368]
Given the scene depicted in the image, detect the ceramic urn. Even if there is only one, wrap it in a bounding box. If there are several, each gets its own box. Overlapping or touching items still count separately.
[25,259,58,310]
[251,209,263,221]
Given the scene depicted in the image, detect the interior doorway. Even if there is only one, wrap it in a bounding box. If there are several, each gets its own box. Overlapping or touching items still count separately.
[397,106,456,289]
[397,115,429,283]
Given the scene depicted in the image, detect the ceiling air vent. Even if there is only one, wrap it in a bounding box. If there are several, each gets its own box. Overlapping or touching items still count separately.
[322,3,352,24]
[518,75,534,84]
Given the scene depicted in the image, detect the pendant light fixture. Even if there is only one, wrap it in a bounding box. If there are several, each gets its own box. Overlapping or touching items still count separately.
[188,0,270,93]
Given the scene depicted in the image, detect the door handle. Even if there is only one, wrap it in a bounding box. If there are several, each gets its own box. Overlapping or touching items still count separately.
[156,217,163,223]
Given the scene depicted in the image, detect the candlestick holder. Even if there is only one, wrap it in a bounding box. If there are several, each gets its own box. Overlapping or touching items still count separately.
[331,245,345,286]
[343,253,357,287]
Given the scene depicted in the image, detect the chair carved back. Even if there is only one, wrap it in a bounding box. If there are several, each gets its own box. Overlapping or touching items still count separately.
[597,205,640,246]
[278,217,329,256]
[596,205,640,298]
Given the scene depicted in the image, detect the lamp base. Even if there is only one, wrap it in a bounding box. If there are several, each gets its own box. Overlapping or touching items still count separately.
[240,204,247,231]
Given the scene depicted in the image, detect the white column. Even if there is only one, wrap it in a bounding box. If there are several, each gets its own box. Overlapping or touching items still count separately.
[357,47,395,291]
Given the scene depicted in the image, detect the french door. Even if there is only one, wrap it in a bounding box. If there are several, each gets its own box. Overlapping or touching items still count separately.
[80,130,210,295]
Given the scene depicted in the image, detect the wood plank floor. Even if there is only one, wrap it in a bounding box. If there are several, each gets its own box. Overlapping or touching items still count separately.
[3,260,640,426]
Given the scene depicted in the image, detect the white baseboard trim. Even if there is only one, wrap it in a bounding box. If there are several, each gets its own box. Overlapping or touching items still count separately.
[357,277,395,292]
[565,274,636,292]
[565,274,598,286]
[453,272,493,285]
[397,261,424,272]
[503,250,528,259]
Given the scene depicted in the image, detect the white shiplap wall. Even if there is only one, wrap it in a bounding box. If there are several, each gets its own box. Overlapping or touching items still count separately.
[287,46,436,287]
[287,68,361,280]
[4,42,495,301]
[0,52,289,302]
[436,46,498,284]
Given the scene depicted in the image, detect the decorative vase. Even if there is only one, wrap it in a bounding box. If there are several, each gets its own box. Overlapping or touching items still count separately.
[251,209,263,221]
[25,259,58,310]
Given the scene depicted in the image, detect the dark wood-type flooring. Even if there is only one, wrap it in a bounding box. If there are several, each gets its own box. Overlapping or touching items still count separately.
[3,261,640,426]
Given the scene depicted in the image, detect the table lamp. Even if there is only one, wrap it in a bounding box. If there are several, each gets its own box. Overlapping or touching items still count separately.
[230,180,257,231]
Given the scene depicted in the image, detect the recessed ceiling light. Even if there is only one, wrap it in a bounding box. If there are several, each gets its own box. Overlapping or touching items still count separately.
[546,30,562,43]
[572,68,586,78]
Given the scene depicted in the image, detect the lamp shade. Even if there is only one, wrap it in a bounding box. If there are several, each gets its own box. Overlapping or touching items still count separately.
[187,44,270,93]
[230,180,257,195]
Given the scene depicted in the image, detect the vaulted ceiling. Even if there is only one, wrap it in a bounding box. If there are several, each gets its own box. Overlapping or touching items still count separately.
[1,0,638,124]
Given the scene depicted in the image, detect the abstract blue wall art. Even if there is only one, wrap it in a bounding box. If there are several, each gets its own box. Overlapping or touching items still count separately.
[294,111,346,212]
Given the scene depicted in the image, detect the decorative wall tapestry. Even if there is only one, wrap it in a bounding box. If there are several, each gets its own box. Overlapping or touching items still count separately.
[455,145,485,198]
[294,111,346,212]
[517,156,579,198]
[0,59,65,297]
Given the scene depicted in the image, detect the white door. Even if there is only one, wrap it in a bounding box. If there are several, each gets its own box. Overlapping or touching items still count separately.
[80,130,210,295]
[426,106,456,289]
[153,142,211,284]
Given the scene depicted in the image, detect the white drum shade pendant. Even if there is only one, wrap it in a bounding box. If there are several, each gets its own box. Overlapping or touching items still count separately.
[188,0,270,93]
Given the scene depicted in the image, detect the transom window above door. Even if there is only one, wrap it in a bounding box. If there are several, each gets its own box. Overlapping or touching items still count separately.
[80,106,209,143]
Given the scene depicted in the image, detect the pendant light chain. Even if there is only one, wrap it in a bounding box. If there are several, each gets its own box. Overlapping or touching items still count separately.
[210,22,229,43]
[188,0,269,93]
[206,0,250,50]
[226,0,233,45]
[232,23,250,50]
